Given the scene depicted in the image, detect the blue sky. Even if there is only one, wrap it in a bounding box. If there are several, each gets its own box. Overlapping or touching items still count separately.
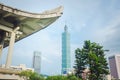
[0,0,120,75]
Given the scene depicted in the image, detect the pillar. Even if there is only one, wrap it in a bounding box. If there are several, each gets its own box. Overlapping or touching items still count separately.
[0,31,6,64]
[5,32,16,68]
[0,45,3,60]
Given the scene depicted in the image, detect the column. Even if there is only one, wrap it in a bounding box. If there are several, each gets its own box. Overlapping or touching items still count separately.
[0,45,3,61]
[5,32,16,68]
[0,31,5,64]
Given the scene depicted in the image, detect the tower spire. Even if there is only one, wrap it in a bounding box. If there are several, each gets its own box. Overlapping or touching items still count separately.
[64,25,68,32]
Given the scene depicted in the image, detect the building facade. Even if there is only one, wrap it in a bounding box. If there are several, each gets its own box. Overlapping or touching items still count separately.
[33,51,41,74]
[109,54,120,79]
[62,25,71,74]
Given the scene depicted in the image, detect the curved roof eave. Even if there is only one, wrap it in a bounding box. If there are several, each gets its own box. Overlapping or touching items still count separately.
[0,4,63,18]
[0,3,63,47]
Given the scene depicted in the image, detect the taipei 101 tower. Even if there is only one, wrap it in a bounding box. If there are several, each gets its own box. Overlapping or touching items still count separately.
[62,25,71,74]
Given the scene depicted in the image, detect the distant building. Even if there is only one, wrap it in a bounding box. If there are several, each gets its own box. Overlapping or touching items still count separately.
[33,51,41,74]
[11,64,34,71]
[81,68,111,80]
[109,54,120,79]
[62,25,71,74]
[0,64,33,80]
[1,64,34,71]
[82,68,90,80]
[102,74,111,80]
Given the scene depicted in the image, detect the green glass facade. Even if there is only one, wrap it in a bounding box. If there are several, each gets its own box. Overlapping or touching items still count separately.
[62,25,71,74]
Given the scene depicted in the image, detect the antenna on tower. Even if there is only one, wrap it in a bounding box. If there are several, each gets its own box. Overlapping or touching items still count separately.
[64,25,68,32]
[64,20,68,32]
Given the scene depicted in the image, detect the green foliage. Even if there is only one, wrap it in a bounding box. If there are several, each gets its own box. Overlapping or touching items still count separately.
[74,40,109,80]
[74,48,86,78]
[19,70,32,80]
[46,75,81,80]
[19,70,45,80]
[19,70,81,80]
[30,72,45,80]
[46,75,67,80]
[67,74,82,80]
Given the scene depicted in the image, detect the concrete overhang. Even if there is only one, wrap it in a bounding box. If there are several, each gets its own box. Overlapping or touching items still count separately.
[0,3,63,47]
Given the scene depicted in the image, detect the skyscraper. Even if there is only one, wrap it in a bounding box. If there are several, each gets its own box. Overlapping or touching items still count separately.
[62,25,71,74]
[33,51,41,74]
[109,54,120,79]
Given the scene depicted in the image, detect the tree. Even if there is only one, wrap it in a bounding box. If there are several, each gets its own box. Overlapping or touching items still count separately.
[19,70,32,80]
[67,74,82,80]
[30,72,45,80]
[74,48,87,78]
[46,75,67,80]
[19,70,45,80]
[74,40,109,80]
[45,75,81,80]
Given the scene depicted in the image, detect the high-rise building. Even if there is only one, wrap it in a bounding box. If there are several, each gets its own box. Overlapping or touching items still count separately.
[109,54,120,79]
[62,25,71,74]
[33,51,41,74]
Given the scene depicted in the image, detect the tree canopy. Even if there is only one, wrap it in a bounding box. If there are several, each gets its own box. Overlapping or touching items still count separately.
[19,70,81,80]
[19,70,45,80]
[74,40,109,80]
